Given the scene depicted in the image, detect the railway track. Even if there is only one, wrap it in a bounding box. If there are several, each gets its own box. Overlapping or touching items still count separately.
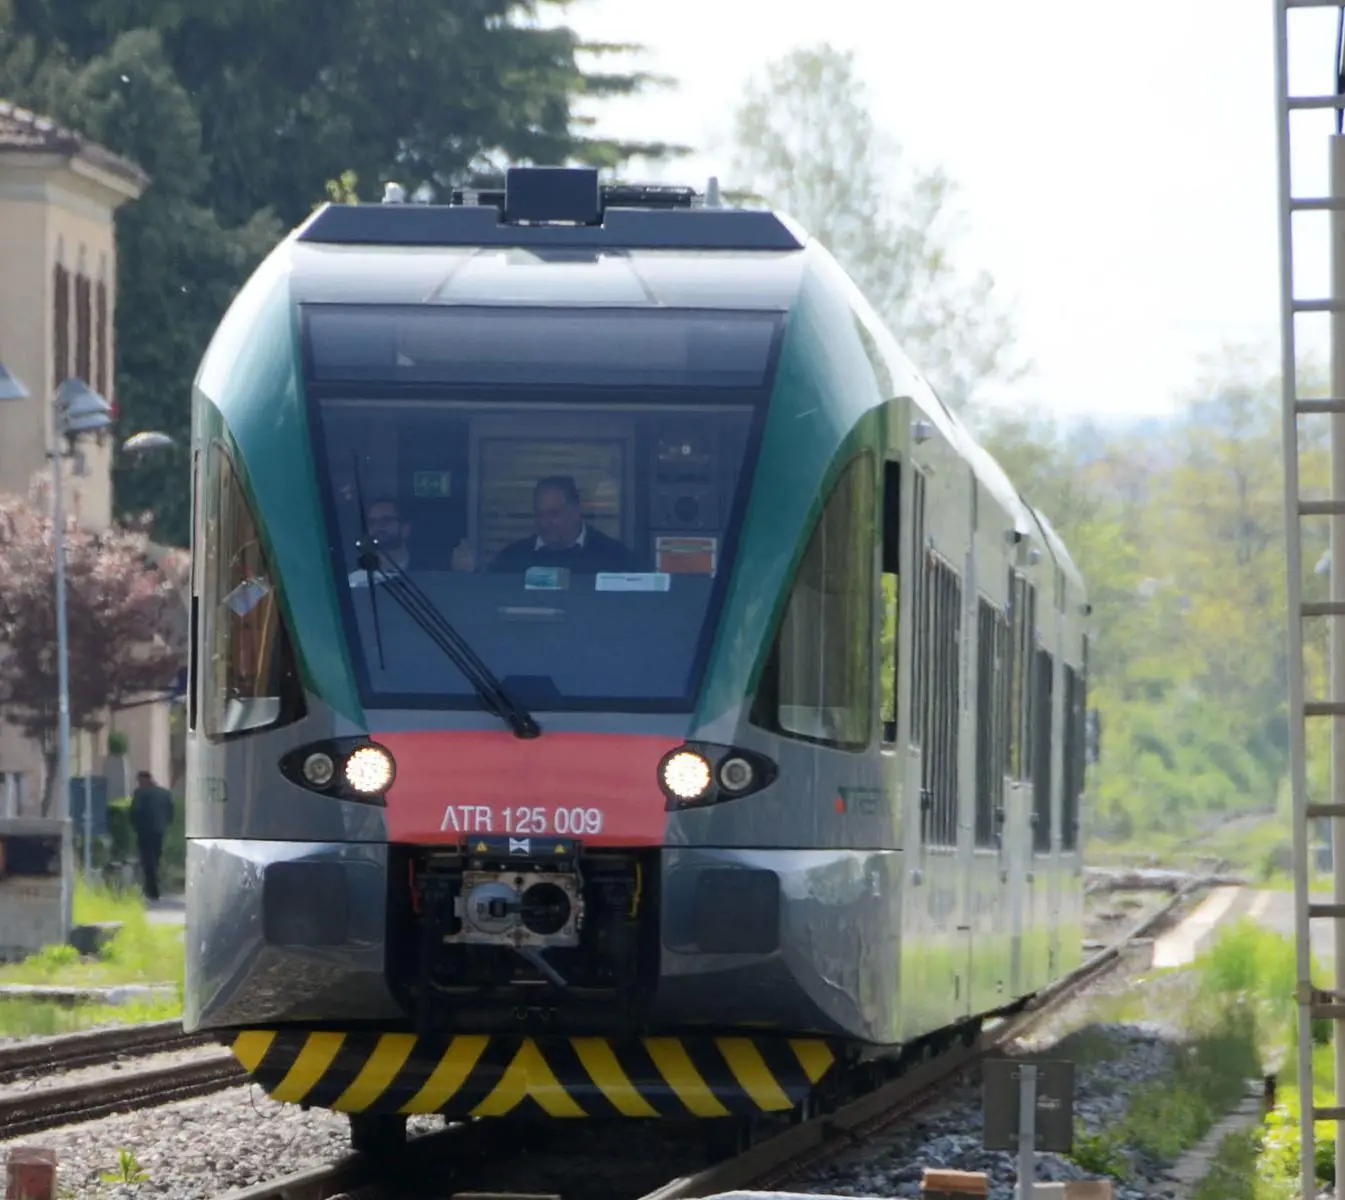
[0,1048,244,1141]
[213,877,1203,1200]
[0,1019,210,1087]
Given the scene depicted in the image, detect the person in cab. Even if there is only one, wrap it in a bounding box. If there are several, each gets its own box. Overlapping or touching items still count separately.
[452,475,637,574]
[348,496,413,586]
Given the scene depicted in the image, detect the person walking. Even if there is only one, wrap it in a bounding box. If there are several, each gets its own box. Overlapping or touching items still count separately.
[129,770,174,902]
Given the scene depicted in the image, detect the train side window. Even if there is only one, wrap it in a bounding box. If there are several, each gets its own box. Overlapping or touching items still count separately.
[1007,572,1037,782]
[880,460,901,744]
[908,471,927,748]
[755,451,876,751]
[921,554,961,847]
[1062,663,1083,852]
[1031,647,1054,852]
[974,599,1009,848]
[202,444,304,741]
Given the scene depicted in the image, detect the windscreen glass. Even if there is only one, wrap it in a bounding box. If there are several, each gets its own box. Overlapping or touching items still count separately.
[304,304,780,712]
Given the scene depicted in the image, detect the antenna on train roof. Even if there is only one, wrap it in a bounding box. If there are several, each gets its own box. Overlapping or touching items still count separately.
[382,181,406,205]
[705,177,723,208]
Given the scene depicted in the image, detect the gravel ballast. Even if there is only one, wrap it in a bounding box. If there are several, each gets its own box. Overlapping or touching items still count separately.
[1,1085,445,1198]
[0,897,1204,1199]
[798,951,1234,1200]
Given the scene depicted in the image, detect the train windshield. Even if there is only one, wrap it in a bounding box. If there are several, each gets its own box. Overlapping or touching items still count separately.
[303,304,782,713]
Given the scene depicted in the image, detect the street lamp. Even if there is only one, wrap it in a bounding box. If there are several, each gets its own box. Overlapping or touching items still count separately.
[0,360,173,935]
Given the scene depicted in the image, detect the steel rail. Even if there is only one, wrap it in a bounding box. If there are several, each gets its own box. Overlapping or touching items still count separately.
[0,1019,208,1086]
[0,1048,244,1140]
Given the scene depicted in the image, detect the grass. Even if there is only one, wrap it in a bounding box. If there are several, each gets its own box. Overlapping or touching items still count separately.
[1161,917,1345,1197]
[0,996,181,1038]
[0,877,184,1037]
[1067,919,1292,1188]
[1069,999,1263,1177]
[1192,1126,1270,1200]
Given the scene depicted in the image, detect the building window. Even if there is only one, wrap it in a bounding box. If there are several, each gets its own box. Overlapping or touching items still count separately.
[202,443,303,740]
[52,264,69,387]
[0,772,27,817]
[95,279,108,397]
[919,552,962,847]
[75,272,91,382]
[753,452,876,750]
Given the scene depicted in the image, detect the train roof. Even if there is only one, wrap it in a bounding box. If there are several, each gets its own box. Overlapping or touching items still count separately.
[286,169,809,310]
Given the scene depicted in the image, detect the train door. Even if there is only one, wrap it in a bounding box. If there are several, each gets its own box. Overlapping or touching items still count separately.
[972,590,1011,1017]
[957,476,978,1021]
[879,456,904,1020]
[1006,569,1036,995]
[1045,568,1066,980]
[916,475,966,1024]
[900,459,937,1039]
[1029,633,1055,990]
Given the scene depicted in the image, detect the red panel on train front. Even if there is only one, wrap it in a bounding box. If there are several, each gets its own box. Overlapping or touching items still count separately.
[375,730,681,846]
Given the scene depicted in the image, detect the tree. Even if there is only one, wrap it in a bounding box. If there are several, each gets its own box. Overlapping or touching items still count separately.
[0,1,683,544]
[0,487,186,815]
[973,344,1328,850]
[728,44,1025,409]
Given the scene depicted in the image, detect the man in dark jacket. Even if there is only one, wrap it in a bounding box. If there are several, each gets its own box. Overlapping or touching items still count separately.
[129,771,174,901]
[451,475,637,575]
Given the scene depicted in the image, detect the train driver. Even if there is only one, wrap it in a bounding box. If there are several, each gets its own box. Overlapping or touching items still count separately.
[348,496,412,587]
[451,475,637,575]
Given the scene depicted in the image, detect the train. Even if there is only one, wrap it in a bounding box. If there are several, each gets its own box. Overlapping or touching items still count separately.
[182,166,1092,1157]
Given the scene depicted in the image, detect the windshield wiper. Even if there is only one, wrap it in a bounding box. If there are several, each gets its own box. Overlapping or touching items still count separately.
[353,539,540,738]
[347,458,540,739]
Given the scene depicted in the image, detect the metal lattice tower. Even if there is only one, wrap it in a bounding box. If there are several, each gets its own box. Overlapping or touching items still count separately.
[1276,2,1345,1197]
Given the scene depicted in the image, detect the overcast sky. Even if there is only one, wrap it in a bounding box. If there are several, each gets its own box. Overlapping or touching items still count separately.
[565,0,1340,422]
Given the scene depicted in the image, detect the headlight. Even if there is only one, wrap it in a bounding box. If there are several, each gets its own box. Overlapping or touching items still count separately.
[660,750,712,802]
[344,744,396,795]
[718,756,754,792]
[302,752,335,787]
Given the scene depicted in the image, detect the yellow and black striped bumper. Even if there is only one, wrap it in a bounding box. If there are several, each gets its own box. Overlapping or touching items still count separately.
[230,1031,836,1119]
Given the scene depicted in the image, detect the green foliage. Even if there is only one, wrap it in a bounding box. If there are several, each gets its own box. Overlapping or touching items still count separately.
[1069,1125,1129,1178]
[1063,1001,1263,1181]
[1065,924,1288,1186]
[0,1,679,544]
[1126,1003,1263,1162]
[1192,1127,1280,1200]
[1261,1100,1335,1191]
[100,1148,149,1186]
[106,730,130,756]
[1194,918,1304,1053]
[0,994,180,1037]
[0,877,184,988]
[975,348,1330,844]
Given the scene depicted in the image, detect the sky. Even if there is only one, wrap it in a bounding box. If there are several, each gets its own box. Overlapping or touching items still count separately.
[564,0,1341,423]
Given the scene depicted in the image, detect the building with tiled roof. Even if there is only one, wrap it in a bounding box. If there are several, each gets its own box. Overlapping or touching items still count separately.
[0,101,149,192]
[0,101,169,816]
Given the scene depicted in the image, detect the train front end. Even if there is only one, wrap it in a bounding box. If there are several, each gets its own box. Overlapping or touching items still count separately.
[183,171,856,1138]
